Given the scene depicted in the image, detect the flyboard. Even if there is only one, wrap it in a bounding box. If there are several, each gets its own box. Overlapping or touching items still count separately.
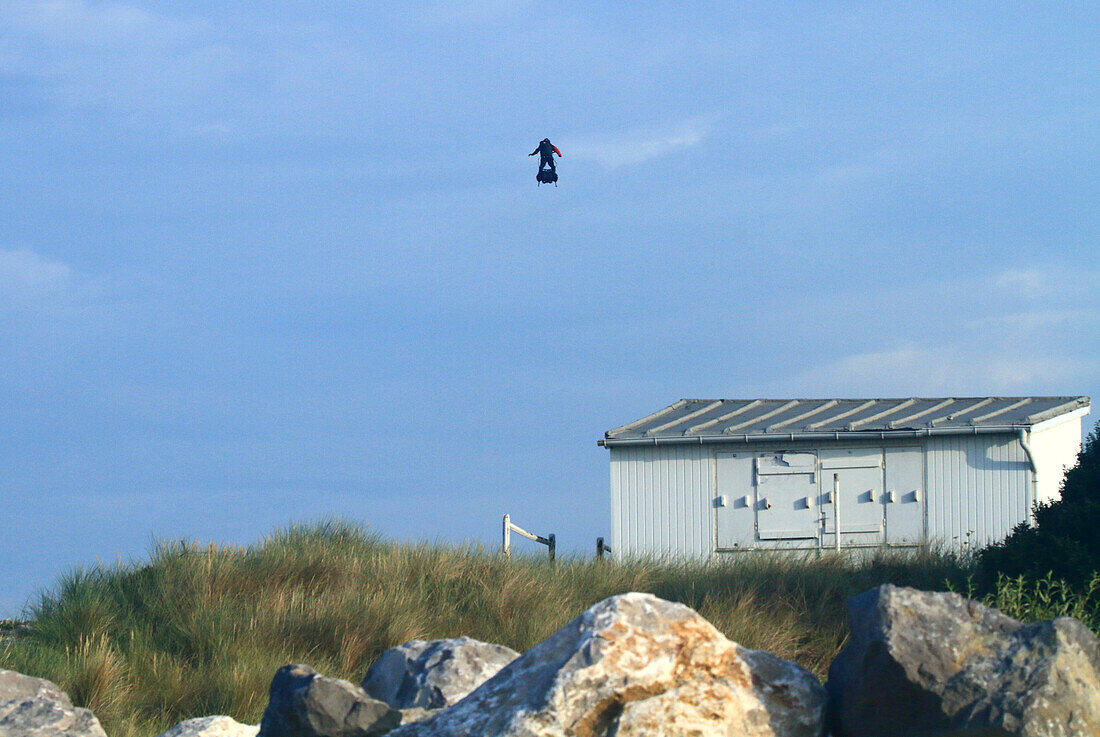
[537,169,558,187]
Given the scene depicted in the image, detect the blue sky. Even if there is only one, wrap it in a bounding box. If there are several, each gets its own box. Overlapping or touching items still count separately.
[1,2,1098,616]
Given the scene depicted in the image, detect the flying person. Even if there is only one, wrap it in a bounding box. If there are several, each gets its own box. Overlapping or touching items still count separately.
[529,138,562,173]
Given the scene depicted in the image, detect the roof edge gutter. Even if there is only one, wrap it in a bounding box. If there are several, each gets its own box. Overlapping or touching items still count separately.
[598,425,1027,448]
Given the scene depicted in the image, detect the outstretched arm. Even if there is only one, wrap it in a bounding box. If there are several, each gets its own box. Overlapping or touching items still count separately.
[529,147,539,156]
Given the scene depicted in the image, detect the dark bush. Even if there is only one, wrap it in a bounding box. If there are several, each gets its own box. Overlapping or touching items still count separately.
[980,422,1100,587]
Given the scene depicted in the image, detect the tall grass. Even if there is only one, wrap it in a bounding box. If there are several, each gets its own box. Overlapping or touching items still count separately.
[0,520,1079,737]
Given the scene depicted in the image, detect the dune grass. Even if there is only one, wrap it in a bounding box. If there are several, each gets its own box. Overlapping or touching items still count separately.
[0,520,1086,737]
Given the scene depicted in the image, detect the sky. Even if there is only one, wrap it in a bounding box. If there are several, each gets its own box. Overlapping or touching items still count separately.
[1,2,1098,617]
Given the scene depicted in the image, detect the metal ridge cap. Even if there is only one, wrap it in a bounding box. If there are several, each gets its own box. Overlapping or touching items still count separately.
[1023,396,1091,425]
[599,424,1025,447]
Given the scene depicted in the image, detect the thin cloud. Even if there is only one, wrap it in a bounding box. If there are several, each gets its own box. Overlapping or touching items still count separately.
[993,268,1052,300]
[6,0,169,44]
[767,343,1084,399]
[964,309,1090,332]
[418,0,537,24]
[568,118,717,169]
[0,249,96,307]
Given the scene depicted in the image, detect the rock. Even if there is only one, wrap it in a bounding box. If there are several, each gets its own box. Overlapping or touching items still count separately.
[0,669,107,737]
[0,670,71,707]
[396,708,435,726]
[156,715,259,737]
[827,584,1100,737]
[361,637,519,710]
[258,664,401,737]
[389,592,826,737]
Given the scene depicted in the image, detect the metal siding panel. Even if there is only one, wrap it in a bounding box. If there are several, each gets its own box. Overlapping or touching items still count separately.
[927,441,938,542]
[700,449,708,554]
[962,436,972,542]
[1007,437,1018,538]
[945,437,955,544]
[963,435,973,544]
[610,451,621,554]
[687,447,697,556]
[936,438,946,542]
[925,443,937,541]
[937,436,950,543]
[640,450,650,553]
[647,449,656,549]
[620,448,632,555]
[634,448,643,555]
[1002,438,1012,542]
[981,435,991,546]
[624,451,632,551]
[641,447,653,552]
[618,450,628,553]
[1012,437,1027,532]
[611,444,712,559]
[1005,437,1018,541]
[1010,437,1020,537]
[653,451,662,550]
[699,448,709,556]
[660,451,668,554]
[685,449,697,555]
[990,438,1000,544]
[974,436,982,542]
[632,449,643,554]
[700,446,711,556]
[674,452,683,553]
[619,449,630,555]
[648,448,658,552]
[925,434,1033,550]
[947,436,957,543]
[705,448,715,555]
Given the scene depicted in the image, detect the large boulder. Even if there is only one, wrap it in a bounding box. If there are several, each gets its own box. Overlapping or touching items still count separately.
[258,664,401,737]
[0,669,107,737]
[361,637,519,710]
[389,592,826,737]
[156,715,259,737]
[827,584,1100,737]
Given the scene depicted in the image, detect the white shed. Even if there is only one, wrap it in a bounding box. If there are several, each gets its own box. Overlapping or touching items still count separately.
[599,397,1090,557]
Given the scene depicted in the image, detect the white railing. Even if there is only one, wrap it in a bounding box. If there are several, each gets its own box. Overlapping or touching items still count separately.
[501,514,555,560]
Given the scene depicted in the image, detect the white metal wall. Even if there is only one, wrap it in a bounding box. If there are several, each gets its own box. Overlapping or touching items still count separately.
[924,433,1029,549]
[1030,410,1087,505]
[609,444,713,559]
[611,425,1085,557]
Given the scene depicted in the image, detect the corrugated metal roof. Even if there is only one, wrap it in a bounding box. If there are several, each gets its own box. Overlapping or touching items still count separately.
[603,396,1090,445]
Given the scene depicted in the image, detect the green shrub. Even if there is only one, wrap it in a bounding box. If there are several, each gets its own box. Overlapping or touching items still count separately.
[980,422,1100,587]
[981,572,1100,629]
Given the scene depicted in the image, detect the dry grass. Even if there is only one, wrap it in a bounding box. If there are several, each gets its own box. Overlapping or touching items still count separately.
[1,520,977,737]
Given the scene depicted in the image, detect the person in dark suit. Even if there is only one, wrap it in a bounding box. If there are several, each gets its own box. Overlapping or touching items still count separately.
[529,139,562,172]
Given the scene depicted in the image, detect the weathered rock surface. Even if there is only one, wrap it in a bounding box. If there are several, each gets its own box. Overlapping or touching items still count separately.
[361,636,519,710]
[827,584,1100,737]
[0,669,107,737]
[155,715,259,737]
[395,707,435,726]
[259,664,401,737]
[389,592,827,737]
